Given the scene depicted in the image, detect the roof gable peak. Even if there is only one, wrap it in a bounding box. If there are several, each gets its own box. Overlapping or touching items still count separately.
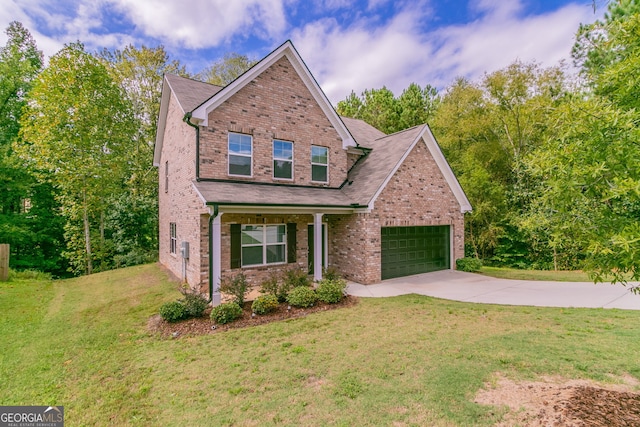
[190,40,355,149]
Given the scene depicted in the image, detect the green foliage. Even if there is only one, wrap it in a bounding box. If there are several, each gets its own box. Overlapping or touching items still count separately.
[283,267,311,289]
[219,272,249,306]
[286,286,317,308]
[210,302,243,324]
[251,294,279,315]
[181,291,209,318]
[196,52,257,86]
[337,84,438,134]
[322,267,342,281]
[455,257,483,272]
[315,279,347,304]
[259,273,289,302]
[8,269,52,281]
[159,301,188,323]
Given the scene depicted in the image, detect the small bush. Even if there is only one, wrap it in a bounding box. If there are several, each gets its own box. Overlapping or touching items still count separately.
[260,273,289,302]
[284,267,311,289]
[210,302,243,324]
[220,272,249,306]
[322,267,342,281]
[159,301,188,323]
[316,278,347,304]
[251,294,279,315]
[456,257,483,272]
[182,291,209,318]
[286,286,317,308]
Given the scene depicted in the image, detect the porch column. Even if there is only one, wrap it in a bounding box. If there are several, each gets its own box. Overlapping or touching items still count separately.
[211,213,222,306]
[313,212,324,282]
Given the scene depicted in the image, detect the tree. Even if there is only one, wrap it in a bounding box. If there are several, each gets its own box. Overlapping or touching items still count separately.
[0,22,66,274]
[336,84,438,134]
[17,42,136,275]
[197,52,257,86]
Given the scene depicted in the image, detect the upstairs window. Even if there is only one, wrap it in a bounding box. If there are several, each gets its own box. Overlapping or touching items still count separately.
[273,140,293,180]
[228,133,252,176]
[311,145,328,183]
[169,222,177,254]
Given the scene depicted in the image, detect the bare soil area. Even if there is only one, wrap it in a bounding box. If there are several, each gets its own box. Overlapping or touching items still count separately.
[475,373,640,426]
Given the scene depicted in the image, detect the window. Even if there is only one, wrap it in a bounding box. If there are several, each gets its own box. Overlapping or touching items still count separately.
[228,133,252,176]
[164,161,169,193]
[273,140,293,179]
[241,225,286,266]
[169,222,177,254]
[311,145,328,182]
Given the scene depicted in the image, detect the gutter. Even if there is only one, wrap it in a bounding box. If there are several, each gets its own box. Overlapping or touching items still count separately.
[183,112,201,181]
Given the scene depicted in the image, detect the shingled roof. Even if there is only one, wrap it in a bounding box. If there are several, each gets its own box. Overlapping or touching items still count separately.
[155,68,470,213]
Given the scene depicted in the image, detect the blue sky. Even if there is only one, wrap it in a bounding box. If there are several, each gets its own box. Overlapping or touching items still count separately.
[1,0,602,104]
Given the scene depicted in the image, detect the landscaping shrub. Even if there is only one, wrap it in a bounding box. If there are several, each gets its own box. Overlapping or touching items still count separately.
[182,291,209,318]
[210,302,243,324]
[322,267,342,281]
[260,273,289,302]
[251,294,279,315]
[286,286,317,308]
[456,257,483,272]
[283,267,311,289]
[159,301,188,323]
[220,272,249,306]
[316,278,347,304]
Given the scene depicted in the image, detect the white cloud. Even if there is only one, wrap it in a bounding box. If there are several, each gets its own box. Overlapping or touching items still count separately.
[109,0,288,49]
[293,1,599,103]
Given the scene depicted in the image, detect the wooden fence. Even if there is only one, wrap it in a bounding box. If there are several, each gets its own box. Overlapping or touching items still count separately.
[0,244,8,281]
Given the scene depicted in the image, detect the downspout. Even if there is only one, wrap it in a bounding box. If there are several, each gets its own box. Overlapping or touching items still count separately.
[208,204,219,304]
[183,112,201,181]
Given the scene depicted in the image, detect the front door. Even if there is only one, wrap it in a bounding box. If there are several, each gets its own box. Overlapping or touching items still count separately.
[307,224,327,275]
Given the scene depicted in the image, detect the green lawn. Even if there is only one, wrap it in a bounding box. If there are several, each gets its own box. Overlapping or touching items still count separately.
[478,266,593,282]
[1,264,639,426]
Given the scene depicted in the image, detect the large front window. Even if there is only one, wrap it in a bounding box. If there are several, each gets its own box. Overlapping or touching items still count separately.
[311,145,328,182]
[273,140,293,179]
[228,133,252,176]
[241,225,286,266]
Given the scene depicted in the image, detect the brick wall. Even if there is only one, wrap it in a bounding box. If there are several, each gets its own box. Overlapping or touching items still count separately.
[329,138,465,284]
[158,93,209,289]
[198,57,348,188]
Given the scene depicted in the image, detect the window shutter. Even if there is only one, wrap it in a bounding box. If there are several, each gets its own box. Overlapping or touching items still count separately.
[230,224,241,269]
[287,223,297,263]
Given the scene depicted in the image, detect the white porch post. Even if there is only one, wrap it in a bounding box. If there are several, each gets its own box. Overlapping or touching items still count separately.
[313,212,324,282]
[211,214,222,306]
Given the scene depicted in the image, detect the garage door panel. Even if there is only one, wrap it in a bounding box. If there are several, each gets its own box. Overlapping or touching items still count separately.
[381,226,450,280]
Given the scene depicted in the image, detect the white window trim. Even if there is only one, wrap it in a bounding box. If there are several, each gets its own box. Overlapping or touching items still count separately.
[169,222,177,255]
[311,145,329,183]
[228,132,253,177]
[241,224,287,267]
[273,139,294,181]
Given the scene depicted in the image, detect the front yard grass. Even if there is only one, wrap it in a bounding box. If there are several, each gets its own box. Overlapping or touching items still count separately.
[478,266,593,282]
[1,263,639,426]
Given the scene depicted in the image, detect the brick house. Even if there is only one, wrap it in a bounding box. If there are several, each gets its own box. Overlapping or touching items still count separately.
[154,41,471,304]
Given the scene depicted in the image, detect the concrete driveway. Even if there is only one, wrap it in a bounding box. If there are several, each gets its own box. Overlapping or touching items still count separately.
[346,270,640,310]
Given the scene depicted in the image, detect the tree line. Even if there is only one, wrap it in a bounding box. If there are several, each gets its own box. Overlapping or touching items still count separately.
[337,0,640,283]
[0,0,637,282]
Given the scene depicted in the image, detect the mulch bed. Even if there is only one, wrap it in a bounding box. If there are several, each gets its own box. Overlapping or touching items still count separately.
[148,295,358,338]
[559,386,640,427]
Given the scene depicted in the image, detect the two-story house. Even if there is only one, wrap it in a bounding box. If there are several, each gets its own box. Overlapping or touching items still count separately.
[154,41,471,304]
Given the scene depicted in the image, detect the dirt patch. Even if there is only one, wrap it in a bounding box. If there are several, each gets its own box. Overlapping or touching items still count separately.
[147,295,358,338]
[475,373,640,426]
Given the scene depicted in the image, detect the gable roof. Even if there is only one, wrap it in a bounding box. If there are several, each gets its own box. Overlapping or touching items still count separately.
[190,40,356,149]
[153,75,223,166]
[341,119,472,213]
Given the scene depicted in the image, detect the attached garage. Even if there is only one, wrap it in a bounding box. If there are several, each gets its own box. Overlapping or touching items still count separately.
[381,225,451,280]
